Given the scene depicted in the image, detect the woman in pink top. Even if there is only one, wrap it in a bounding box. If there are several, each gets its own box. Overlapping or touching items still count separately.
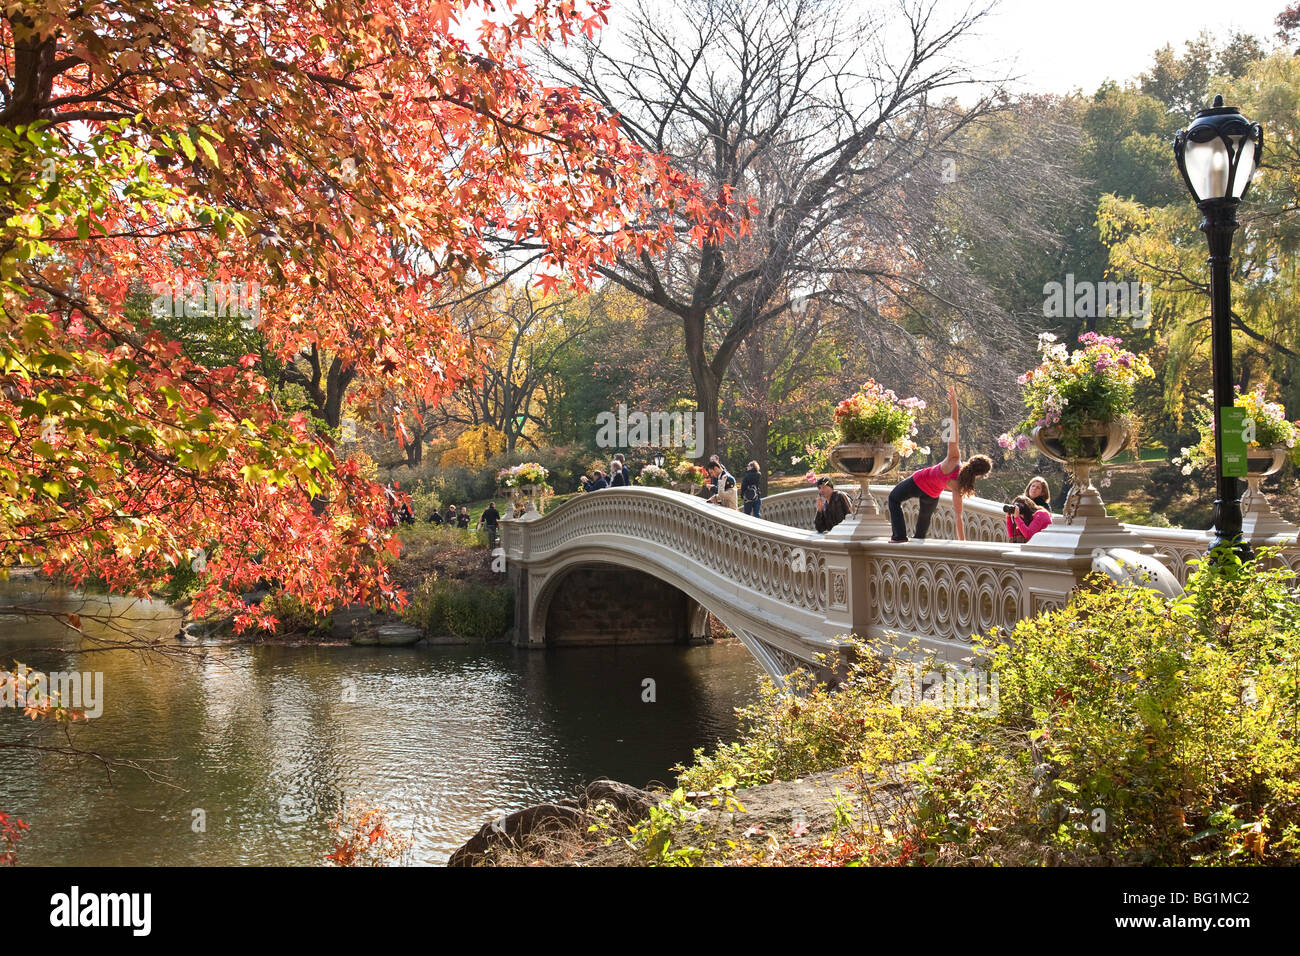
[1006,495,1052,542]
[887,385,993,542]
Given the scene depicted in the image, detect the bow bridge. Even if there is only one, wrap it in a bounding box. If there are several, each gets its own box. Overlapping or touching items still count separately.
[500,482,1300,681]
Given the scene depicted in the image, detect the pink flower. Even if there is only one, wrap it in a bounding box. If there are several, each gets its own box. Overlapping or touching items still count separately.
[1016,434,1031,451]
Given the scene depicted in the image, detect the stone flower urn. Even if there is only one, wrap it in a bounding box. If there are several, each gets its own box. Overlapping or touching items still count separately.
[1030,421,1129,525]
[1241,445,1297,541]
[827,441,900,535]
[1025,419,1159,569]
[503,483,548,519]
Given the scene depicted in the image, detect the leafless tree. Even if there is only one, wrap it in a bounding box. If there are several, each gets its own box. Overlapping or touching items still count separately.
[544,0,1014,456]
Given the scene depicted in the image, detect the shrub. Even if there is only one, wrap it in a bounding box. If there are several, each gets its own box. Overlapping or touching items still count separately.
[419,579,513,642]
[677,547,1300,865]
[259,592,332,638]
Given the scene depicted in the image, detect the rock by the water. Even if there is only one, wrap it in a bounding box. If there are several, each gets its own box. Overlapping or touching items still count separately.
[374,624,423,646]
[331,604,374,640]
[448,779,655,866]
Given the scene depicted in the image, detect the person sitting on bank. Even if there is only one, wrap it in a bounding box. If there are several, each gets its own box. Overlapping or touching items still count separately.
[1006,493,1052,543]
[428,508,443,525]
[886,385,992,543]
[813,477,852,532]
[705,460,738,509]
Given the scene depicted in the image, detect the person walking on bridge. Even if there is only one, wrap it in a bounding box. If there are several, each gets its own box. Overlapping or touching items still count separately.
[887,385,992,543]
[741,460,763,518]
[705,460,738,509]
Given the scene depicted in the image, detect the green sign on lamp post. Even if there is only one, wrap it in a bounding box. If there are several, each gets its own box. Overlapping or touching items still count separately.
[1220,407,1247,478]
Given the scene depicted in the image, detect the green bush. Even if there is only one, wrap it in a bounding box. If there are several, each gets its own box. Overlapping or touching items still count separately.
[678,547,1300,865]
[260,591,332,638]
[417,578,513,642]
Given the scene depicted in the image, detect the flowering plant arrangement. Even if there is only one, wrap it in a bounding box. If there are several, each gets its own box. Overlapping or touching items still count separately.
[833,380,926,452]
[671,460,708,483]
[636,464,673,487]
[999,332,1154,457]
[496,462,550,489]
[1172,387,1300,474]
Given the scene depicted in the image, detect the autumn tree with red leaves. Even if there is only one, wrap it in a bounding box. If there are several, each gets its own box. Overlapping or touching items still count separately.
[1,0,735,627]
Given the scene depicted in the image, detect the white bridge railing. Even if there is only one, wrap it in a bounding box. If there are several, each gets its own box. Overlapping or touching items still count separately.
[763,484,1300,584]
[502,483,1299,681]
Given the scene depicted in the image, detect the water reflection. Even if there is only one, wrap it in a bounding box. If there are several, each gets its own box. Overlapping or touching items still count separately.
[0,581,760,865]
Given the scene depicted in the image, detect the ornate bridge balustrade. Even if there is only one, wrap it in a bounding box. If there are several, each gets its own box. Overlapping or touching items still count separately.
[501,487,1082,680]
[764,485,1300,584]
[504,482,1300,682]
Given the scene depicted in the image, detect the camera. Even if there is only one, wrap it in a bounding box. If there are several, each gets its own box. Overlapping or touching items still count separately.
[1001,503,1016,514]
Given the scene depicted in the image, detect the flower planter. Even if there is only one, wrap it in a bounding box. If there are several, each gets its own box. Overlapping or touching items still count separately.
[503,483,550,517]
[1031,421,1129,524]
[829,441,900,517]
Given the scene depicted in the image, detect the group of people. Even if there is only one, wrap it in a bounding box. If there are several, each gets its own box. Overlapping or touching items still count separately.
[696,456,763,517]
[380,485,415,527]
[579,454,632,491]
[812,385,1054,544]
[428,504,471,528]
[420,378,1054,549]
[427,500,511,547]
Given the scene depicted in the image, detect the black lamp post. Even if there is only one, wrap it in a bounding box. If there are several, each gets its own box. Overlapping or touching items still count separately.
[1173,94,1263,557]
[653,450,665,469]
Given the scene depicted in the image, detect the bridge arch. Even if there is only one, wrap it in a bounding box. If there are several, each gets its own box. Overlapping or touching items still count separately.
[520,534,821,679]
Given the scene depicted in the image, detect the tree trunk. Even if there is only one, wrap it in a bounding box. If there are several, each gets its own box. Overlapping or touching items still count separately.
[684,311,722,461]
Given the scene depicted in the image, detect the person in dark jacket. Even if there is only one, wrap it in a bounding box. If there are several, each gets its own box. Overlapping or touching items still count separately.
[740,460,763,518]
[608,457,628,487]
[585,469,608,492]
[428,509,444,525]
[457,507,470,529]
[477,501,500,547]
[813,476,853,532]
[445,504,457,525]
[614,453,631,487]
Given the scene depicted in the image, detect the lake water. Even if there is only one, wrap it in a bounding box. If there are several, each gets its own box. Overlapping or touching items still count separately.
[0,580,761,865]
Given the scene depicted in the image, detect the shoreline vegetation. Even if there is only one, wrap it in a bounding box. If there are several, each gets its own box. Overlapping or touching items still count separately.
[454,547,1300,867]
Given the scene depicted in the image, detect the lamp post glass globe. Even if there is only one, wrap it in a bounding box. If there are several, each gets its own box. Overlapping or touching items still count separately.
[1173,94,1263,559]
[1173,95,1262,204]
[653,452,665,469]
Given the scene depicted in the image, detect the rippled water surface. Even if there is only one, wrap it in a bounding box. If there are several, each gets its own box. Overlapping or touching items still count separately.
[0,581,761,865]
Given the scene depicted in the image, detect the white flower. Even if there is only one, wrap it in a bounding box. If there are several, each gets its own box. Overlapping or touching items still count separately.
[1181,465,1193,475]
